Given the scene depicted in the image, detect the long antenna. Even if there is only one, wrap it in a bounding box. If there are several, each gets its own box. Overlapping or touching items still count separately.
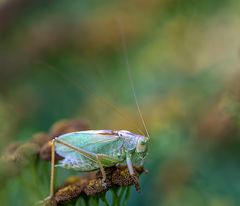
[118,19,150,138]
[38,61,143,135]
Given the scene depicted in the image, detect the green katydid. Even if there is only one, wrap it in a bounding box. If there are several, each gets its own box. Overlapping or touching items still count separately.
[47,129,149,198]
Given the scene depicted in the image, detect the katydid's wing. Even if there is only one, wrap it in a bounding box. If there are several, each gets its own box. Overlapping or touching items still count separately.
[55,130,124,159]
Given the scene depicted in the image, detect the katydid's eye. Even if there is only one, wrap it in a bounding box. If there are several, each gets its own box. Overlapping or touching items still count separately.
[140,140,146,145]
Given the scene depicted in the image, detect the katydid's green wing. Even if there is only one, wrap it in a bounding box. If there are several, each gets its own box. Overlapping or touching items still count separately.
[55,130,125,170]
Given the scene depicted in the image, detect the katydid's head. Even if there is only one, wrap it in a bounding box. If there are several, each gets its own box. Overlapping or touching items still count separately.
[118,130,149,155]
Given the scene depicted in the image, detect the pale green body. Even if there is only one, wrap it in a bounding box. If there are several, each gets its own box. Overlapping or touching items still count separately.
[55,130,148,171]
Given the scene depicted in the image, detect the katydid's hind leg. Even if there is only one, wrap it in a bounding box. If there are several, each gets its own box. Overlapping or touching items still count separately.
[46,139,56,200]
[38,139,56,205]
[96,155,108,188]
[96,154,120,188]
[50,139,56,197]
[96,155,106,181]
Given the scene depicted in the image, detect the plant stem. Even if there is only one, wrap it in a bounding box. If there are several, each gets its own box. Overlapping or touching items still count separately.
[122,187,131,206]
[101,195,110,206]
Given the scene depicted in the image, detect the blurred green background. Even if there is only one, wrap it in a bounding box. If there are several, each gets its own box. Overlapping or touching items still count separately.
[1,0,240,205]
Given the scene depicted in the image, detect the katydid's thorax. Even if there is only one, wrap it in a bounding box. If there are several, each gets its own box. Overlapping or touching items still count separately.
[119,130,148,165]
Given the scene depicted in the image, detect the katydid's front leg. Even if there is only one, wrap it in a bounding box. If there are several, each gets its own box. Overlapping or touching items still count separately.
[126,153,134,175]
[126,152,140,191]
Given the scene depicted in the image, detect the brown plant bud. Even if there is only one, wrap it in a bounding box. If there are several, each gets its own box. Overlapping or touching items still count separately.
[31,132,51,147]
[3,142,22,154]
[55,184,84,203]
[39,141,63,161]
[12,142,40,166]
[83,178,112,196]
[112,166,143,192]
[49,119,89,138]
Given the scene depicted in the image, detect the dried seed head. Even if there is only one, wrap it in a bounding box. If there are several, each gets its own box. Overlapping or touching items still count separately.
[39,141,63,161]
[55,184,83,203]
[3,142,22,154]
[112,167,134,186]
[83,178,112,196]
[31,132,51,147]
[49,119,89,138]
[62,175,90,187]
[112,166,142,191]
[95,166,117,179]
[11,142,40,165]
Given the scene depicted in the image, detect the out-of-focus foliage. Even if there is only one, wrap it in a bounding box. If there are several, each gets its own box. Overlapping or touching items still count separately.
[1,0,240,205]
